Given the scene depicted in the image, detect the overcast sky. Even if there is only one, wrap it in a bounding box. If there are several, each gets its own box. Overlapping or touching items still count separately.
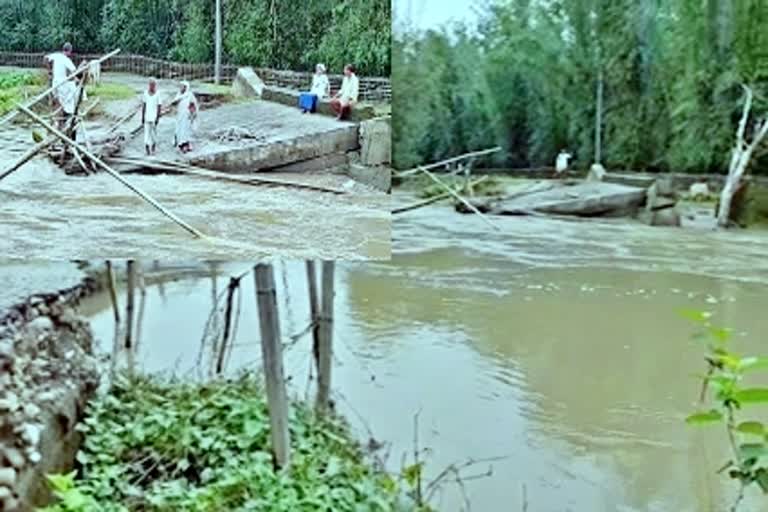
[393,0,481,31]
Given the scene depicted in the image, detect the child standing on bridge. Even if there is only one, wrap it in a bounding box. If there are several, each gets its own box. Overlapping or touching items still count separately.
[141,78,162,155]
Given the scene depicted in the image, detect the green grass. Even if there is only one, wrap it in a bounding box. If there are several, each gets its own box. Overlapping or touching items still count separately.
[38,373,420,512]
[86,82,136,101]
[0,70,46,115]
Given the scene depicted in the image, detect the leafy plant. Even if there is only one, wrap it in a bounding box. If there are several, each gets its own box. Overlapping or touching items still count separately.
[39,373,413,511]
[685,309,768,510]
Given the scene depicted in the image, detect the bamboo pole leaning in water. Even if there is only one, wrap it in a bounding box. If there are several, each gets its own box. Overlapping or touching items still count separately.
[106,260,121,378]
[254,263,291,470]
[0,48,121,128]
[16,105,205,239]
[418,166,500,231]
[395,147,502,178]
[0,99,101,184]
[316,261,335,415]
[215,277,238,376]
[125,260,137,351]
[134,265,147,351]
[392,176,489,215]
[305,261,321,372]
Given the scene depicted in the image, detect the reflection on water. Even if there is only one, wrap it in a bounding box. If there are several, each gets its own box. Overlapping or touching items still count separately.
[81,237,768,512]
[0,126,390,260]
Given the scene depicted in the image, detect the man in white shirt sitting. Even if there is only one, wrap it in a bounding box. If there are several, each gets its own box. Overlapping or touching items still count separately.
[330,64,359,121]
[45,42,78,126]
[141,78,162,155]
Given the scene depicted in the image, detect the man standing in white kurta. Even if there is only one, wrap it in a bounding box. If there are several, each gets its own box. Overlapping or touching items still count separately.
[141,78,162,155]
[45,43,78,125]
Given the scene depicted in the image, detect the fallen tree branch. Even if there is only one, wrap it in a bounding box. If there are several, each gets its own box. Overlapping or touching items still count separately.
[717,85,768,227]
[17,104,205,239]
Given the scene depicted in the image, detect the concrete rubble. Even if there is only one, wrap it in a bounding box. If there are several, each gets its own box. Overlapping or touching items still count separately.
[0,278,103,511]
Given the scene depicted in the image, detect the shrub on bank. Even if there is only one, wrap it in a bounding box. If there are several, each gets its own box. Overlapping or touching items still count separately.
[38,374,419,512]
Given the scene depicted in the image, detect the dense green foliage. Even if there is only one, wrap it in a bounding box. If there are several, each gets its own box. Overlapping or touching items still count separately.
[393,0,768,174]
[38,374,412,512]
[685,310,768,509]
[0,0,391,75]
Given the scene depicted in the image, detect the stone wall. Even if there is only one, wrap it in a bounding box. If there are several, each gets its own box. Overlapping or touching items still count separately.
[0,277,102,511]
[0,51,392,103]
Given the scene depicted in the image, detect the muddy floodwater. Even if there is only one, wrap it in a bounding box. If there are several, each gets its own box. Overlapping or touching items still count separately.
[0,70,390,260]
[60,195,768,511]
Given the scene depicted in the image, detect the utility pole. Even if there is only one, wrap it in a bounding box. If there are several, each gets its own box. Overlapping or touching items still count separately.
[214,0,222,84]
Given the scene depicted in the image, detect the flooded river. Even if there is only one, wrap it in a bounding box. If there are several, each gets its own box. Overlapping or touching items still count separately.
[1,190,766,510]
[69,198,768,511]
[0,69,391,260]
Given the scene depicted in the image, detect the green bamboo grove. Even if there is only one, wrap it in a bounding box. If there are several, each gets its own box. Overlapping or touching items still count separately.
[393,0,768,174]
[0,0,391,76]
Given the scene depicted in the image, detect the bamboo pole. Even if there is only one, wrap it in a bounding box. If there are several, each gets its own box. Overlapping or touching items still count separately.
[305,261,321,370]
[254,263,291,470]
[0,99,100,183]
[395,147,502,178]
[0,48,120,127]
[124,260,137,350]
[392,176,489,214]
[215,277,238,376]
[108,156,347,195]
[418,166,501,231]
[134,265,147,351]
[17,104,205,238]
[316,261,335,415]
[105,260,120,324]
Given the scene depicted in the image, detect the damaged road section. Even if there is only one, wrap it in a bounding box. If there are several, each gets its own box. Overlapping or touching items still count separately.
[0,277,102,511]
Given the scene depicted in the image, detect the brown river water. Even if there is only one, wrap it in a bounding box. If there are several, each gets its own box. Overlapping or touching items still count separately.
[0,72,391,260]
[46,197,765,512]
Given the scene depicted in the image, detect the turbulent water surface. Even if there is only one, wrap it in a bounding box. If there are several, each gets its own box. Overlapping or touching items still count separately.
[7,194,768,511]
[0,73,391,260]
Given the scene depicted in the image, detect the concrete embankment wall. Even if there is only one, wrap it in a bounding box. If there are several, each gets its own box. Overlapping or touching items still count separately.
[0,277,103,511]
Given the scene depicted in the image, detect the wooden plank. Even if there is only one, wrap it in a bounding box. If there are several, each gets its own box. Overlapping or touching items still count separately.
[316,261,335,414]
[254,264,291,470]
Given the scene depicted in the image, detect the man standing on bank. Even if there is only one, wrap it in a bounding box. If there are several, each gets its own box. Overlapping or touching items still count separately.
[141,78,162,155]
[330,64,359,121]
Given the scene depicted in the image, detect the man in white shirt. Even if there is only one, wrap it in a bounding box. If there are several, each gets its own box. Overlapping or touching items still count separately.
[330,64,360,121]
[141,78,162,155]
[45,43,78,123]
[555,149,572,179]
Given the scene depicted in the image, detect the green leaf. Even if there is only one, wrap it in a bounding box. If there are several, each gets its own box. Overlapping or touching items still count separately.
[709,326,732,343]
[402,462,423,488]
[739,357,768,372]
[680,309,712,323]
[685,410,723,425]
[736,422,765,436]
[756,469,768,494]
[735,388,768,404]
[739,443,768,461]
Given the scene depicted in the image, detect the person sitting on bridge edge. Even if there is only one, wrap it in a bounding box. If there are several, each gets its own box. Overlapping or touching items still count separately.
[330,64,359,121]
[299,63,330,114]
[44,42,78,127]
[141,78,162,155]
